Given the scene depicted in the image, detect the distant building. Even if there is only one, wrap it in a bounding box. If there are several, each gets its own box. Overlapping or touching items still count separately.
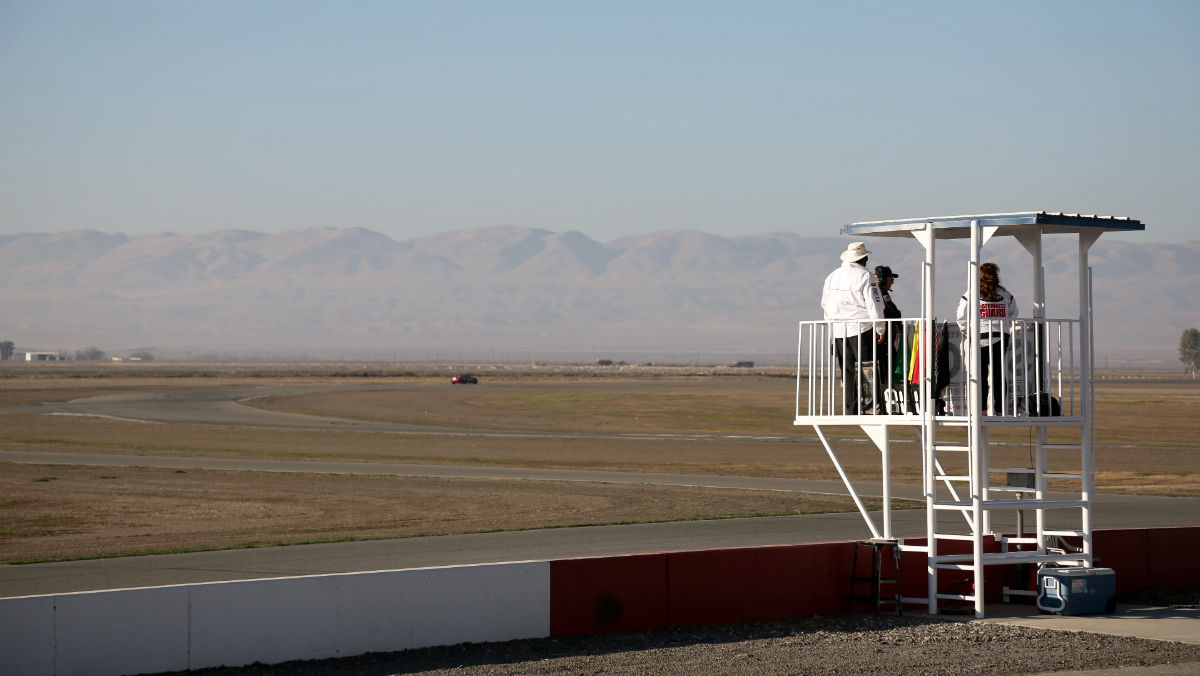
[25,352,61,361]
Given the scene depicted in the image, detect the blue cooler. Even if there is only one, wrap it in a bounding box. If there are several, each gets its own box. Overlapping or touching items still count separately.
[1036,567,1117,615]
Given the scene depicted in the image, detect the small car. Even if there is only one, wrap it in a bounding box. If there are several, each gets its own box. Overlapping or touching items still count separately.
[450,374,478,384]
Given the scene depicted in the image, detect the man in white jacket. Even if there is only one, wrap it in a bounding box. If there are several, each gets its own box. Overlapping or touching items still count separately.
[821,242,886,414]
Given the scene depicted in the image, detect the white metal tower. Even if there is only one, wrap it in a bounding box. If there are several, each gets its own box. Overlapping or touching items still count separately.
[794,212,1144,618]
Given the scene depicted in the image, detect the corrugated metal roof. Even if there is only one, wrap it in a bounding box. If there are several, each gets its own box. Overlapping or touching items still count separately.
[841,211,1144,238]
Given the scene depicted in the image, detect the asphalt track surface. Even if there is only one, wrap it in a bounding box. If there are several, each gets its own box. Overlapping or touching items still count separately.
[2,386,1199,600]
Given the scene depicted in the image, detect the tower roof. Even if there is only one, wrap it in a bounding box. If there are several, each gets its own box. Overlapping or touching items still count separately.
[841,211,1143,239]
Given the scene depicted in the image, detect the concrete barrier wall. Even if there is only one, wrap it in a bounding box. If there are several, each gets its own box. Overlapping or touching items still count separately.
[188,564,550,670]
[0,596,56,676]
[548,542,853,636]
[54,586,191,676]
[1094,527,1200,593]
[0,563,549,676]
[549,527,1200,636]
[1,526,1195,676]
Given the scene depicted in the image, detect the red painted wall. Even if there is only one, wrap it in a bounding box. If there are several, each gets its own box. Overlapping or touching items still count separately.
[668,543,850,626]
[547,526,1200,637]
[1094,529,1150,592]
[1146,527,1200,588]
[549,554,669,636]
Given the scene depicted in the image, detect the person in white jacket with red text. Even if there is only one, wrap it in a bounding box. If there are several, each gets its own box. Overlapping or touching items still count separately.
[956,262,1018,414]
[821,242,886,414]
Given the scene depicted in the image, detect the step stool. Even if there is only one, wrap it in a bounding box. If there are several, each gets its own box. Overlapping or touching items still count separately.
[848,539,902,615]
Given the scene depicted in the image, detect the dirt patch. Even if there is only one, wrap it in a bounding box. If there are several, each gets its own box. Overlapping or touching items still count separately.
[0,409,853,477]
[248,378,794,435]
[248,378,1200,491]
[0,463,872,563]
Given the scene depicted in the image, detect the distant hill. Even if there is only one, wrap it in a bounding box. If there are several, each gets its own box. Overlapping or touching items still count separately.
[0,227,1192,367]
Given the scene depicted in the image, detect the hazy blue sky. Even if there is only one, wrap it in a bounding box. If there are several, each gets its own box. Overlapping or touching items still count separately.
[2,1,1197,243]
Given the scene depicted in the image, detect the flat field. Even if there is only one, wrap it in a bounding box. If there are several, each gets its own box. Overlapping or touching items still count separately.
[0,364,1196,563]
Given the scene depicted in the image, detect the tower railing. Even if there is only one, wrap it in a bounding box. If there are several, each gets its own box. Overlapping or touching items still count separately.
[795,317,1081,423]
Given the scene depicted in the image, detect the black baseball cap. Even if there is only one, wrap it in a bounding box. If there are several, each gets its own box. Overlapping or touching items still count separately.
[875,265,898,280]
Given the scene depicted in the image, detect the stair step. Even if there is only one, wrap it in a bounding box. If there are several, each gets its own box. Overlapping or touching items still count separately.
[982,499,1087,510]
[933,501,973,510]
[934,563,975,571]
[934,551,1091,565]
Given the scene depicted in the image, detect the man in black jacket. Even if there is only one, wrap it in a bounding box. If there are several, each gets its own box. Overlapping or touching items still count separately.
[875,265,906,413]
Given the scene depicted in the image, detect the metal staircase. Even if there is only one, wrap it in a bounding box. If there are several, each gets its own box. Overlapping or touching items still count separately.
[921,415,1093,615]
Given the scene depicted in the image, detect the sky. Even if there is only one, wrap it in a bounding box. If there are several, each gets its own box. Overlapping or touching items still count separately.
[2,1,1198,244]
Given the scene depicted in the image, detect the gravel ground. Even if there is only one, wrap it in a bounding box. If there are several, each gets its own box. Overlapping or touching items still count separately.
[164,591,1200,676]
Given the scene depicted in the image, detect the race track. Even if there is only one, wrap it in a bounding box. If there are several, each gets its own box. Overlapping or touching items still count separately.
[2,386,1198,598]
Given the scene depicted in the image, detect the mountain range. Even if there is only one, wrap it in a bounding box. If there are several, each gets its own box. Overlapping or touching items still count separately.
[1,226,1194,366]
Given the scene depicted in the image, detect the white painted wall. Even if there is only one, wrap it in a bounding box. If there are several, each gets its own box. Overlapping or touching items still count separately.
[0,596,56,676]
[188,564,551,670]
[55,587,190,676]
[0,562,550,676]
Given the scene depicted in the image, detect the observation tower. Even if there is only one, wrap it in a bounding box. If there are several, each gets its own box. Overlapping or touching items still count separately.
[794,212,1144,618]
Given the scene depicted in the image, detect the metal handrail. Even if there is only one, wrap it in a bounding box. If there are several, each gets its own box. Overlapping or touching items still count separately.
[796,317,1082,420]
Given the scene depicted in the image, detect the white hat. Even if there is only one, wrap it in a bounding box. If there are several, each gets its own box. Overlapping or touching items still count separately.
[840,241,871,262]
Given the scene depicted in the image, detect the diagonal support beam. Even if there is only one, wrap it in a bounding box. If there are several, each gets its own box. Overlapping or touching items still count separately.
[814,424,881,539]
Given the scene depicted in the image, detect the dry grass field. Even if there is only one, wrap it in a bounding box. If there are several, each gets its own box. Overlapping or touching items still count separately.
[0,363,1196,563]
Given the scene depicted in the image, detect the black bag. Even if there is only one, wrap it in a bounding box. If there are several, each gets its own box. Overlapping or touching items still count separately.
[1027,393,1061,417]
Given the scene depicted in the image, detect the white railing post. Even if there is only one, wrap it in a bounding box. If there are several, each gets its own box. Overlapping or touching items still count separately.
[968,220,986,618]
[796,321,804,419]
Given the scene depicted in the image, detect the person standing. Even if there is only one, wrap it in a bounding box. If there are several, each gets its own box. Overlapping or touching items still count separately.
[956,262,1018,414]
[875,265,902,330]
[875,265,907,412]
[821,242,886,414]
